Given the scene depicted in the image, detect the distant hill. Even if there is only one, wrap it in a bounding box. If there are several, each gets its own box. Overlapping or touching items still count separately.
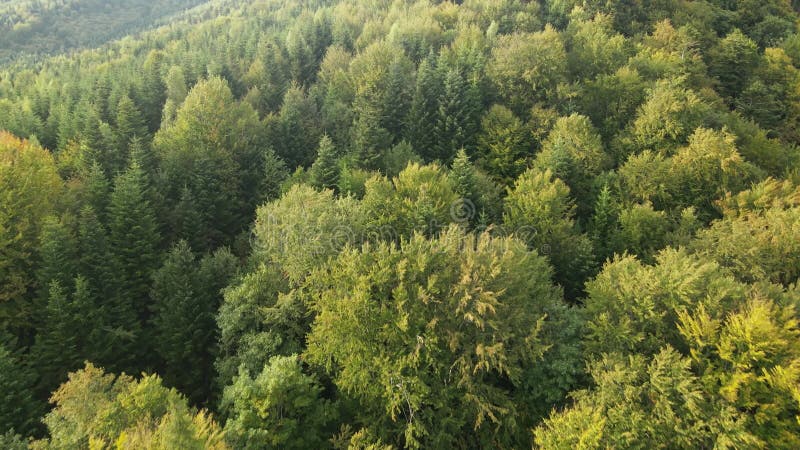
[0,0,210,61]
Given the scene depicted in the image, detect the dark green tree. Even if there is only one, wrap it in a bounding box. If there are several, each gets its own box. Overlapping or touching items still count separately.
[407,51,442,161]
[309,134,340,191]
[0,342,40,437]
[107,160,160,368]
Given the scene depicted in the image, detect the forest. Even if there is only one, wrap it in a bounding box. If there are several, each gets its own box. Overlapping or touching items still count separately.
[1,0,800,448]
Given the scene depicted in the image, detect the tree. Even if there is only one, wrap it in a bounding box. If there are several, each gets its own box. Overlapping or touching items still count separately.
[476,105,531,185]
[151,241,237,406]
[565,10,630,81]
[304,225,575,448]
[221,355,333,449]
[503,168,594,300]
[35,215,78,304]
[709,29,760,102]
[533,114,610,215]
[0,342,41,437]
[107,160,160,369]
[0,132,62,332]
[362,162,459,239]
[309,135,340,191]
[37,363,228,449]
[267,85,321,169]
[31,280,83,397]
[691,178,800,286]
[407,51,442,161]
[113,94,149,173]
[155,76,264,248]
[487,26,567,115]
[433,69,478,162]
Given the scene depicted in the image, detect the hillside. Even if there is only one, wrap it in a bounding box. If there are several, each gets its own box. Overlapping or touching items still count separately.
[2,0,800,448]
[0,0,211,62]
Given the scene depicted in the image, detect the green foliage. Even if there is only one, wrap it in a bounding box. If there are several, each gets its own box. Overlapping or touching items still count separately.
[151,241,237,406]
[155,76,263,248]
[476,105,531,185]
[692,178,800,286]
[221,355,333,449]
[309,135,340,191]
[362,162,459,239]
[107,160,160,369]
[37,362,227,449]
[534,114,610,215]
[305,226,570,449]
[0,342,41,436]
[488,26,566,115]
[0,132,62,330]
[503,168,594,300]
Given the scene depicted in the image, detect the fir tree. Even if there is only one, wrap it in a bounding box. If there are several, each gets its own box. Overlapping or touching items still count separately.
[352,92,391,171]
[36,216,78,305]
[0,342,41,436]
[113,95,148,172]
[108,160,160,368]
[407,51,442,161]
[309,135,340,191]
[434,69,472,162]
[31,280,82,396]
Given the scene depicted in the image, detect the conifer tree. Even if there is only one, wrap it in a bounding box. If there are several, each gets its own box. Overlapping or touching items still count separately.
[309,135,340,191]
[108,160,160,368]
[113,95,149,173]
[31,280,82,396]
[352,92,391,171]
[0,342,41,437]
[35,216,78,304]
[407,51,442,161]
[434,69,471,162]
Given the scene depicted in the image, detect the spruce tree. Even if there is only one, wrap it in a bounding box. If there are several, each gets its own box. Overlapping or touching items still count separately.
[113,95,148,172]
[151,241,237,405]
[352,92,391,171]
[309,135,340,191]
[108,160,160,368]
[407,51,442,161]
[31,280,82,396]
[0,342,41,436]
[434,69,471,162]
[36,216,78,305]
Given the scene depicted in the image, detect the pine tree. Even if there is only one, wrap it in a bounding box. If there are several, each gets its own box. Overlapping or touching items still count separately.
[31,280,82,396]
[382,57,412,142]
[588,183,619,263]
[352,92,391,171]
[309,135,340,191]
[0,342,41,436]
[77,205,111,300]
[113,95,149,173]
[450,148,478,210]
[407,51,442,161]
[151,241,237,406]
[434,69,471,162]
[36,216,78,305]
[108,160,160,368]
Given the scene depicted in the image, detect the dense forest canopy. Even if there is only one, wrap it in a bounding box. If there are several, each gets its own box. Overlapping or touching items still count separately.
[2,0,800,448]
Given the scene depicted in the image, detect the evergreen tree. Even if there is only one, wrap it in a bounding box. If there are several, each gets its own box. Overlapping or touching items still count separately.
[31,280,82,396]
[407,51,442,161]
[433,69,472,162]
[0,342,40,437]
[352,91,391,171]
[113,95,149,173]
[309,135,340,191]
[35,215,78,304]
[107,160,160,368]
[449,148,479,224]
